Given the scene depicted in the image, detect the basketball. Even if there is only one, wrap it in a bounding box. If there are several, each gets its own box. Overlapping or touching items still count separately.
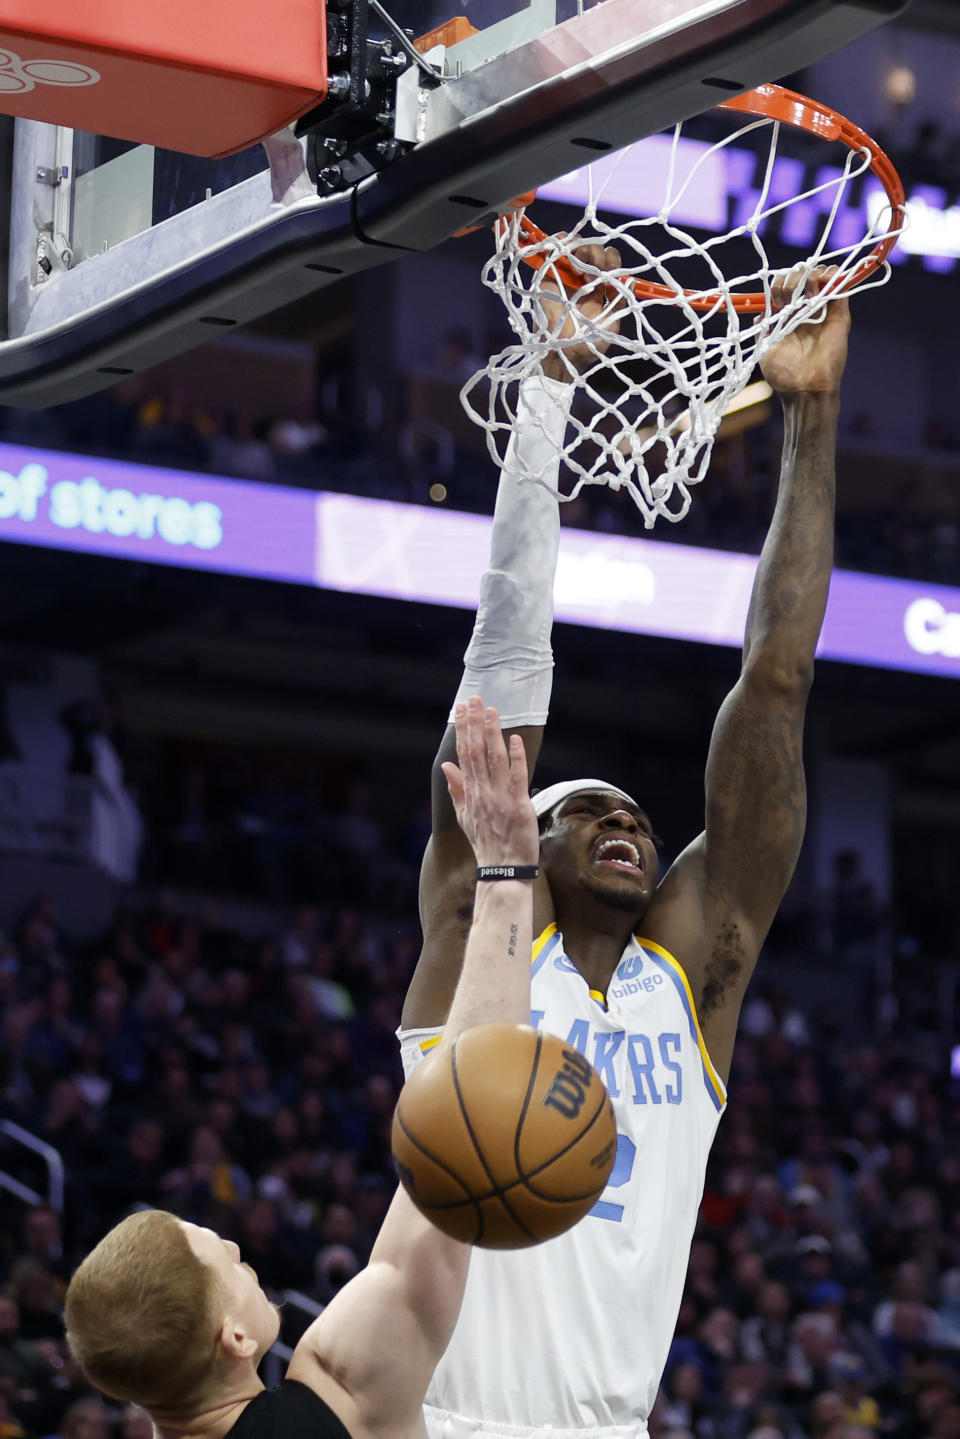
[392,1023,617,1248]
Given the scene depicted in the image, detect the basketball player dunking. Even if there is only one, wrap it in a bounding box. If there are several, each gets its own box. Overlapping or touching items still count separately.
[400,251,852,1439]
[63,699,539,1439]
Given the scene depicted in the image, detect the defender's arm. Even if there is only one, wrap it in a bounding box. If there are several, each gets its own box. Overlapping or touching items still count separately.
[290,701,538,1435]
[652,271,850,1078]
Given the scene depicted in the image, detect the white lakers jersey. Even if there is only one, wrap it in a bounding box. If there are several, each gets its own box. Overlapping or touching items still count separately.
[398,925,726,1436]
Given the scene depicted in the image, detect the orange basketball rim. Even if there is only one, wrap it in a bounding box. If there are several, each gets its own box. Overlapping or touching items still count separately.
[503,83,908,314]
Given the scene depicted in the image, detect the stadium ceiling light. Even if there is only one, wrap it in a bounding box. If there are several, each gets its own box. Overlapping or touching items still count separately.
[885,64,916,105]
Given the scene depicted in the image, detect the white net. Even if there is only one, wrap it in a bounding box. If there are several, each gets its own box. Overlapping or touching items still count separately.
[461,109,903,528]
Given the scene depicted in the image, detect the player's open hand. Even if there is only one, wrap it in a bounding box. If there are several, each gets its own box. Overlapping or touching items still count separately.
[441,697,539,870]
[760,264,851,399]
[539,238,623,383]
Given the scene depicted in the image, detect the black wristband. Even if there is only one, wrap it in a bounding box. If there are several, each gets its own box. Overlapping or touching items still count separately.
[476,865,539,882]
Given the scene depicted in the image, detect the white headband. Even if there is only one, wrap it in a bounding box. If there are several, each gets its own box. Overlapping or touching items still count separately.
[531,778,639,819]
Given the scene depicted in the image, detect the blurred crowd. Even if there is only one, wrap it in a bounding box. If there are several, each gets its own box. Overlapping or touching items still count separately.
[653,986,960,1439]
[136,745,428,912]
[0,870,953,1439]
[0,345,958,583]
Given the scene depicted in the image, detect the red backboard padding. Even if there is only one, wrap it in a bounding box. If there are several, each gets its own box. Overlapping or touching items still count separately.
[0,1,327,155]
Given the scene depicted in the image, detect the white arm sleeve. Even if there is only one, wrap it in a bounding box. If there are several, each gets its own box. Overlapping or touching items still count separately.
[449,372,573,728]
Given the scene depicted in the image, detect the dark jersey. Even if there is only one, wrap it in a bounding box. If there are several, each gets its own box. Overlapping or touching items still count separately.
[224,1379,352,1439]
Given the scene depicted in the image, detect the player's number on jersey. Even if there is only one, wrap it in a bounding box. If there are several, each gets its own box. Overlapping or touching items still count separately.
[588,1133,636,1222]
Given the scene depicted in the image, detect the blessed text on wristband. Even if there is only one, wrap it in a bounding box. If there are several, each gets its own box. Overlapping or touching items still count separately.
[476,865,540,881]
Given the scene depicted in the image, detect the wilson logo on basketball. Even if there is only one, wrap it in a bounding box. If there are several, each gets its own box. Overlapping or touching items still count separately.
[0,49,101,95]
[542,1048,594,1121]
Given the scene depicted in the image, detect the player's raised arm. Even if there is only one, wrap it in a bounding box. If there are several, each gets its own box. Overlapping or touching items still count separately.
[288,698,539,1438]
[406,242,621,1029]
[650,267,849,1081]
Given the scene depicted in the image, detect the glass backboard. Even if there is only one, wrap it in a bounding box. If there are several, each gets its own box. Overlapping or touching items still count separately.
[0,0,906,407]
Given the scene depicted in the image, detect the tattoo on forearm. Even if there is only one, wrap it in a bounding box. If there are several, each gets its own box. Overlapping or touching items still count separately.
[508,923,519,959]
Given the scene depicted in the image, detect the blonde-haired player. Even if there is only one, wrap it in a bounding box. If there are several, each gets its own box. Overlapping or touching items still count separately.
[401,255,851,1439]
[64,698,539,1439]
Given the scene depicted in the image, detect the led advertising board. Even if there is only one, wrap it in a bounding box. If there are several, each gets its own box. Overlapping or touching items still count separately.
[0,444,958,678]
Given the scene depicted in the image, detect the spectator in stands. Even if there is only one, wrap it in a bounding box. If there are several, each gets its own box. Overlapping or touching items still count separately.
[159,1124,252,1219]
[87,987,143,1089]
[21,1209,68,1284]
[742,1283,794,1373]
[874,1262,945,1344]
[120,1407,152,1439]
[876,1302,937,1379]
[7,1259,63,1342]
[808,1389,845,1439]
[14,895,62,975]
[745,1177,793,1258]
[712,1361,777,1439]
[22,980,75,1088]
[928,1398,960,1439]
[233,1197,306,1291]
[828,1353,882,1430]
[687,1240,723,1311]
[94,1120,167,1214]
[729,1253,768,1319]
[312,1244,359,1303]
[784,1313,840,1408]
[302,943,355,1021]
[49,1396,112,1439]
[661,1362,712,1437]
[699,1310,744,1393]
[937,1269,960,1348]
[40,1082,101,1172]
[145,1061,201,1147]
[0,1292,64,1434]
